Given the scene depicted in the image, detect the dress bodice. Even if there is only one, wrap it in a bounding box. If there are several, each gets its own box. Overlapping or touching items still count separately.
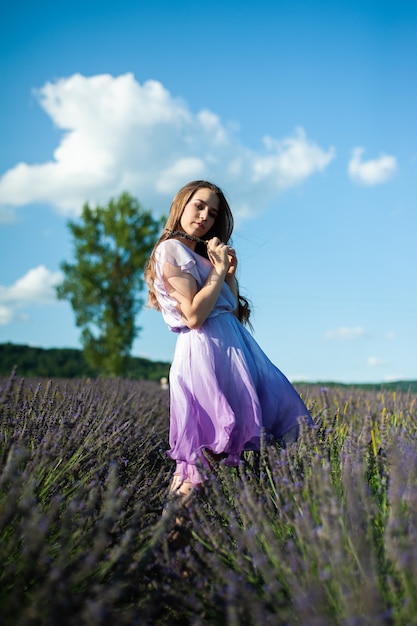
[154,239,236,332]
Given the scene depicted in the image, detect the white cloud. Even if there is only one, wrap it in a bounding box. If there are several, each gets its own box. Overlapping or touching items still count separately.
[0,266,63,325]
[324,326,368,341]
[156,157,207,194]
[383,374,405,382]
[348,147,397,185]
[0,305,15,325]
[0,73,335,220]
[253,128,335,186]
[367,356,389,367]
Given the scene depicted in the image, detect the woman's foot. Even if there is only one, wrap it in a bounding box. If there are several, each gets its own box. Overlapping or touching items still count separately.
[163,476,197,550]
[169,474,194,498]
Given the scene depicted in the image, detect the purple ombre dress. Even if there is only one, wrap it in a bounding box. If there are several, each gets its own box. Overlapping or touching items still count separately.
[154,239,313,484]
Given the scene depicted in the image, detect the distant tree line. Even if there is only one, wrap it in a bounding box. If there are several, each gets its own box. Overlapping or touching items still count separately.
[309,380,417,393]
[0,343,170,382]
[1,342,415,392]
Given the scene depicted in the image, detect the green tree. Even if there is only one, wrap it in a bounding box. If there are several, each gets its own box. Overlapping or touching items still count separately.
[56,192,164,376]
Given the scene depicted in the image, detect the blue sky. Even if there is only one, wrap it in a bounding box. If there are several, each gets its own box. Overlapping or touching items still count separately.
[0,0,416,383]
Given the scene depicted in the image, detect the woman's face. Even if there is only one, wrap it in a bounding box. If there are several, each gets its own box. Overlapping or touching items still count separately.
[179,188,219,240]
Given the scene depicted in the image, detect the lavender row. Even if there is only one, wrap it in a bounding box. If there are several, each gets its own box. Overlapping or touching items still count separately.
[0,374,416,624]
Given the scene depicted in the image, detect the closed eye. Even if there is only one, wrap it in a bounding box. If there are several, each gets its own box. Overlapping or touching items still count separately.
[193,199,218,219]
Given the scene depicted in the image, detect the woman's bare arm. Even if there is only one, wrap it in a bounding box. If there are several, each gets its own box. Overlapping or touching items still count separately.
[163,238,230,329]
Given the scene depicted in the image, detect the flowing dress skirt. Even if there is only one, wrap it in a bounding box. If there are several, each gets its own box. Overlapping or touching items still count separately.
[168,311,312,484]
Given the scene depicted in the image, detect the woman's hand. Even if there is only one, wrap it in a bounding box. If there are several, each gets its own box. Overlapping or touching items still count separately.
[226,247,237,277]
[207,237,230,277]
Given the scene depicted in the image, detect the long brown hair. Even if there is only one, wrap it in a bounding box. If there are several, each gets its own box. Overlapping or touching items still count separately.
[145,180,251,326]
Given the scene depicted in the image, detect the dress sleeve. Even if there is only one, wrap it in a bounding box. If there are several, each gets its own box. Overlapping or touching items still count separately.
[155,239,198,280]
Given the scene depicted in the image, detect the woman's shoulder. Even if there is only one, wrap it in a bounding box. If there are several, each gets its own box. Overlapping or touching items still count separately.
[156,239,197,270]
[156,238,192,257]
[157,238,186,252]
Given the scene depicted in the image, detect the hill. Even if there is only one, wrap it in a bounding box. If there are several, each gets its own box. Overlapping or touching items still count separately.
[0,342,170,381]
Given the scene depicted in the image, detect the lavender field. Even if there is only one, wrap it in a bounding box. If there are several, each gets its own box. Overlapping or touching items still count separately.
[1,373,416,625]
